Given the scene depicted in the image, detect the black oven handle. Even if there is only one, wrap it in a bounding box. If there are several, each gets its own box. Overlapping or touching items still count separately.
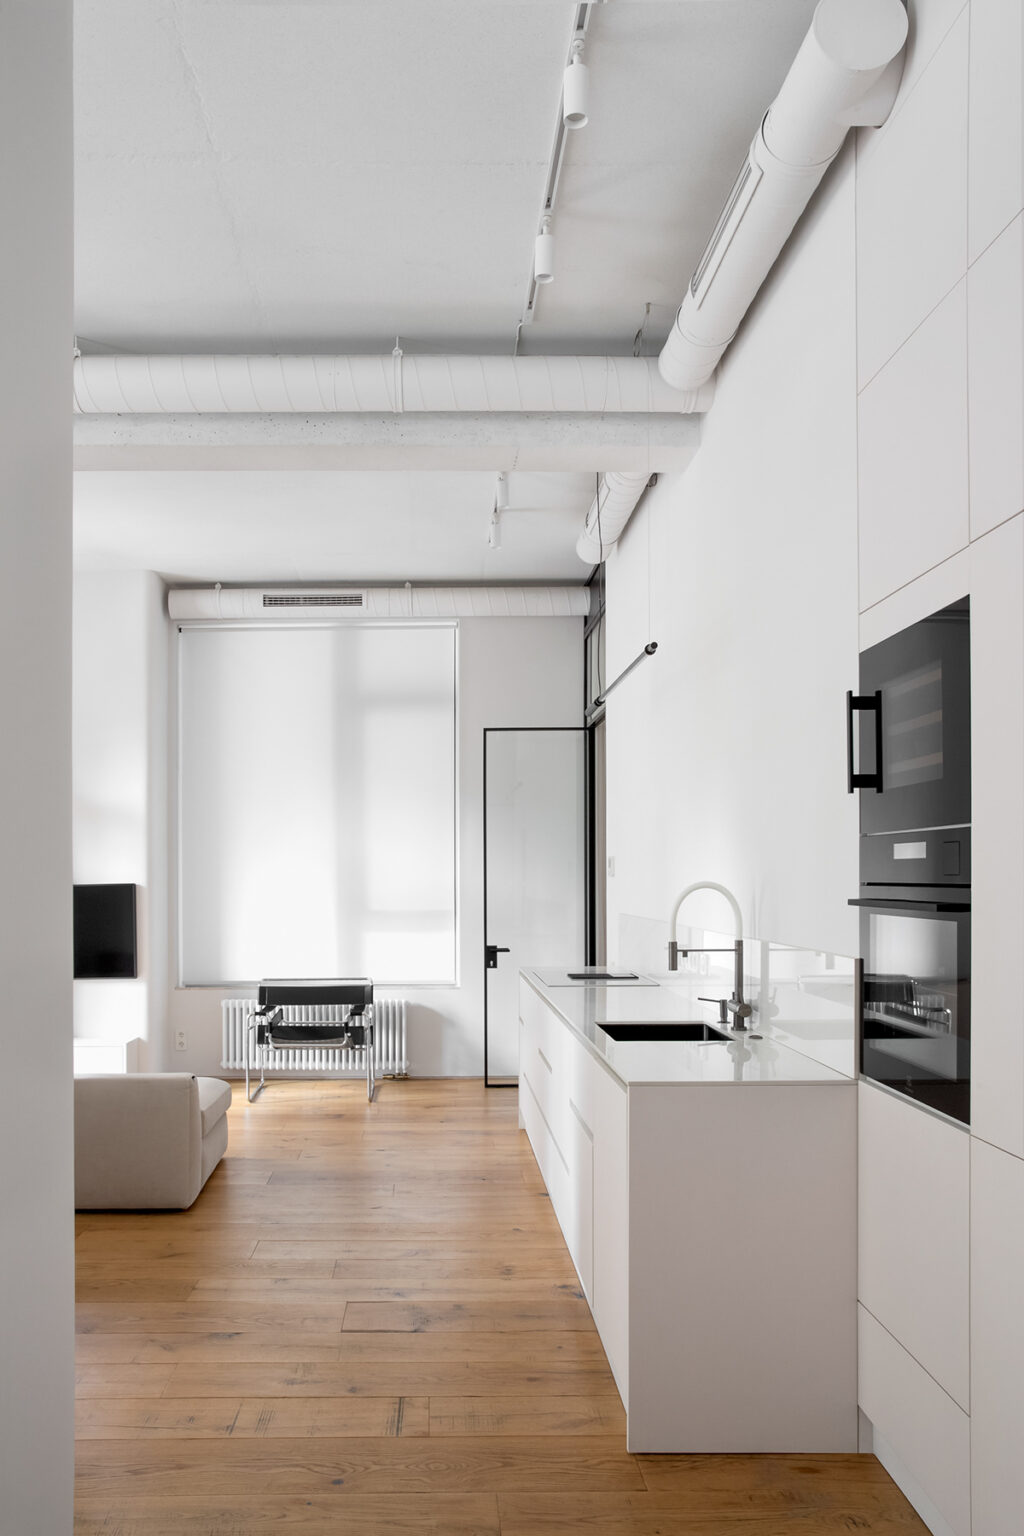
[848,897,971,913]
[846,689,883,793]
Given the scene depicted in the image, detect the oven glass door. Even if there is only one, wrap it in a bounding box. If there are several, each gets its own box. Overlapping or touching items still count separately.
[857,598,970,836]
[860,903,970,1125]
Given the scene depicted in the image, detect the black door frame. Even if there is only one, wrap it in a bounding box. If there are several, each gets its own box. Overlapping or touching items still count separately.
[482,725,587,1088]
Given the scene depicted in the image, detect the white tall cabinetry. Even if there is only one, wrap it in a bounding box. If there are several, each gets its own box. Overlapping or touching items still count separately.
[854,2,1024,1530]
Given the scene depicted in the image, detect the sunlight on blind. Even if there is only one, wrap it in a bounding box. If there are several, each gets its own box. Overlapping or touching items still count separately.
[178,624,456,984]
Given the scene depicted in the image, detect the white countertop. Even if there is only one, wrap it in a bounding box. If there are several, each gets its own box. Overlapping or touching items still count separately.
[522,969,852,1088]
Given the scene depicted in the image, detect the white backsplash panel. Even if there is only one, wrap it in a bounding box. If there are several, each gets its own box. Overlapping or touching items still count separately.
[761,944,857,1079]
[616,912,856,1079]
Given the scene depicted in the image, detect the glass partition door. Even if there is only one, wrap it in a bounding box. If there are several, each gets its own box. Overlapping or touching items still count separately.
[483,728,585,1086]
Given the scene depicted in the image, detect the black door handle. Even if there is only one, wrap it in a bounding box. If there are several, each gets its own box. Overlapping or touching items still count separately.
[485,944,511,969]
[846,689,883,793]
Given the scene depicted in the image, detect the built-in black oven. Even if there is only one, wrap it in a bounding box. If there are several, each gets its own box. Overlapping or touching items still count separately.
[850,598,971,1125]
[852,828,970,1125]
[848,596,970,835]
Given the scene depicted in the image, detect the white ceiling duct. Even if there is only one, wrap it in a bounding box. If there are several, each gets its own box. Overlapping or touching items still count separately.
[659,0,909,392]
[167,586,591,622]
[74,353,711,416]
[576,471,652,565]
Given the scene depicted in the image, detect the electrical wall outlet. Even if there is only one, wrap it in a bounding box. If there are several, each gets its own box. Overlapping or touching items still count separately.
[174,1029,187,1051]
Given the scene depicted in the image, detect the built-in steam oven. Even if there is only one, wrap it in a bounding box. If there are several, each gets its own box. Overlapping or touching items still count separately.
[848,598,970,1125]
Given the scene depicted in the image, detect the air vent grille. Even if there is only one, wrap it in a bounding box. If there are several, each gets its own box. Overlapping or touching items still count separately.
[689,154,763,308]
[263,592,365,609]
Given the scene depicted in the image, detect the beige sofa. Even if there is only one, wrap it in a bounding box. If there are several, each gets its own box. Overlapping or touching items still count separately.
[74,1073,231,1210]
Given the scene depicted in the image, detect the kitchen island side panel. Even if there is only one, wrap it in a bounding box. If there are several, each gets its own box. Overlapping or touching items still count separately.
[626,1082,857,1453]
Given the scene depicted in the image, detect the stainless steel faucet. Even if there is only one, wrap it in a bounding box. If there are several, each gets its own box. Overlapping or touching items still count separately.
[668,880,753,1031]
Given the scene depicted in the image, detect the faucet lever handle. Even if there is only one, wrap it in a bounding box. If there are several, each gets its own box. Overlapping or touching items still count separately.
[698,996,730,1025]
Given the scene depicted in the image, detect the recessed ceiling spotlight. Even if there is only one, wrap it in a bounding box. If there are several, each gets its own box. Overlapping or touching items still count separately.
[563,34,589,129]
[534,216,555,285]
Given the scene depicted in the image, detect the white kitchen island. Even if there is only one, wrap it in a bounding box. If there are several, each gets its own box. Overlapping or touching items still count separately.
[518,968,858,1453]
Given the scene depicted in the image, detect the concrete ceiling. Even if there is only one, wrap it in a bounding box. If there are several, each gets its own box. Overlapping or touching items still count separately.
[73,469,599,585]
[73,0,818,585]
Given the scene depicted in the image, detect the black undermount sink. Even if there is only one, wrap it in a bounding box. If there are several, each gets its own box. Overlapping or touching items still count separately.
[597,1021,732,1043]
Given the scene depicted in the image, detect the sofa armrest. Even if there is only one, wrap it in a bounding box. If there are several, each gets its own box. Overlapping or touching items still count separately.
[74,1073,202,1209]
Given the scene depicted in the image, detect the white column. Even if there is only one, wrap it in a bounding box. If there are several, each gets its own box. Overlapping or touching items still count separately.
[0,2,75,1532]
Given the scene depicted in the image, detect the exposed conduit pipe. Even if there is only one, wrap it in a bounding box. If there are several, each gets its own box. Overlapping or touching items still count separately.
[659,0,909,393]
[73,353,712,416]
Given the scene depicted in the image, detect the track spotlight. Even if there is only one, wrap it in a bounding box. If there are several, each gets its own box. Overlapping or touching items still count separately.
[534,216,555,285]
[488,510,502,550]
[563,35,588,129]
[495,471,509,511]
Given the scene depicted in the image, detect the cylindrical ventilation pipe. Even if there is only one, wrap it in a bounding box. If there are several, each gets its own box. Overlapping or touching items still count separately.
[659,0,908,392]
[575,471,653,565]
[73,353,712,416]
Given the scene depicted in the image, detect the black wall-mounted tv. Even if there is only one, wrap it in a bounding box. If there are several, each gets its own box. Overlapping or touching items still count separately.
[73,883,138,979]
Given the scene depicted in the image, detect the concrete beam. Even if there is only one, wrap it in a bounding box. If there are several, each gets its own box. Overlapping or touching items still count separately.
[73,411,701,473]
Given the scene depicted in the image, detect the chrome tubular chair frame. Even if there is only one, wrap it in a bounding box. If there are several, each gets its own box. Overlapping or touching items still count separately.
[245,978,376,1103]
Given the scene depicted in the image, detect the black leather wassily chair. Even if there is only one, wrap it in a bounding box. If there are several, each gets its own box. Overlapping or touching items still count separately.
[246,978,376,1103]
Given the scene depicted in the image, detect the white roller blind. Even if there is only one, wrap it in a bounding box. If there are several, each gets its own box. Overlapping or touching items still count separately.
[178,624,457,985]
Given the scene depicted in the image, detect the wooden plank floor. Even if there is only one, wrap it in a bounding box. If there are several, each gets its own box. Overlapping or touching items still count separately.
[75,1077,928,1534]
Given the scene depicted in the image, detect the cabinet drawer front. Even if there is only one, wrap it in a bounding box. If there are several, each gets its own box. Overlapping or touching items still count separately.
[519,983,570,1148]
[519,979,558,1053]
[858,1082,969,1410]
[520,1066,593,1306]
[519,1069,571,1222]
[859,1305,970,1536]
[591,1068,628,1396]
[563,1099,594,1302]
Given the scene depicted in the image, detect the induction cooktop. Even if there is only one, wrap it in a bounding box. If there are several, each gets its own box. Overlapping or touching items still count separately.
[531,966,659,988]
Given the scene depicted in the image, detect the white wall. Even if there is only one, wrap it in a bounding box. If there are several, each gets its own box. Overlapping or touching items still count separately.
[163,614,583,1077]
[0,2,75,1531]
[73,570,170,1067]
[605,139,860,971]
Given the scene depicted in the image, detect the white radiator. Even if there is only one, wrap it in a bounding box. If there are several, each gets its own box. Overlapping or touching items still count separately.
[220,998,408,1075]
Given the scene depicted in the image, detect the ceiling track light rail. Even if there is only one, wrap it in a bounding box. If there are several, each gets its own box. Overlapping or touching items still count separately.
[519,0,602,334]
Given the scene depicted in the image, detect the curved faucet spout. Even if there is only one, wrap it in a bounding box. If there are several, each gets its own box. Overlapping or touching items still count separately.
[669,880,742,943]
[668,880,752,1030]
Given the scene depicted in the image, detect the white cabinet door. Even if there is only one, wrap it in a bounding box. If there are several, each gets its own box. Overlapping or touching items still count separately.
[859,1306,971,1536]
[562,1098,594,1303]
[969,0,1024,262]
[971,1136,1024,1536]
[968,215,1024,539]
[857,284,969,610]
[971,514,1024,1160]
[628,1083,857,1452]
[858,1083,970,1410]
[591,1064,628,1398]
